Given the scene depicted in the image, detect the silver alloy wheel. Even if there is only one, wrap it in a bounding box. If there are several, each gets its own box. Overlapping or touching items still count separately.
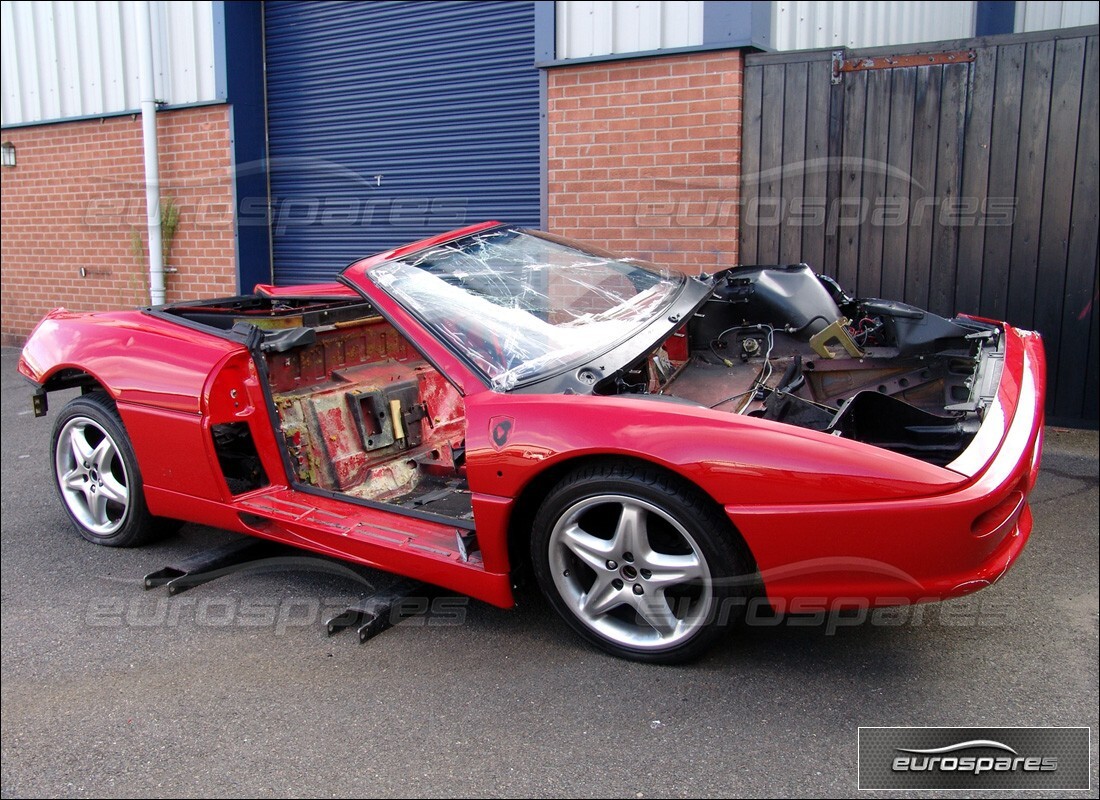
[548,494,713,651]
[54,416,130,536]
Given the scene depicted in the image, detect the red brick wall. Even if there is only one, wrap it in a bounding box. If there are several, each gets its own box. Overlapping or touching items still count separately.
[547,50,743,274]
[1,105,237,345]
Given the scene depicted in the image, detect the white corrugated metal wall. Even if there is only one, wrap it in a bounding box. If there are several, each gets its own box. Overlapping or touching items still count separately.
[0,0,216,126]
[556,0,704,59]
[771,1,977,50]
[1015,0,1099,31]
[555,1,1099,58]
[7,2,1095,121]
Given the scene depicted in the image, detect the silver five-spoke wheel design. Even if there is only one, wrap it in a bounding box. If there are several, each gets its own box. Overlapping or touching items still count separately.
[548,494,713,652]
[54,416,130,536]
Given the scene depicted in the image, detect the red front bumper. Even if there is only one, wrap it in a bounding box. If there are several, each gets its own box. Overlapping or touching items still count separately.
[728,324,1046,608]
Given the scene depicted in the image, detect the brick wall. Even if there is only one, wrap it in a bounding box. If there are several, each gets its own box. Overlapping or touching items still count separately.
[547,50,743,274]
[1,105,237,345]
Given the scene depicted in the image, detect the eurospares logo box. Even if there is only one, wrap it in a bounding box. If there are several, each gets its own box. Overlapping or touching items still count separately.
[858,727,1090,790]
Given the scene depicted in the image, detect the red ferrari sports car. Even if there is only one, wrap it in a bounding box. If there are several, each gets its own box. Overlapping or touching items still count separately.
[20,222,1045,662]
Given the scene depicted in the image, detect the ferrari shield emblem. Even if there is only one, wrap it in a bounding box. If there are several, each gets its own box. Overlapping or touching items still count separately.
[489,416,514,451]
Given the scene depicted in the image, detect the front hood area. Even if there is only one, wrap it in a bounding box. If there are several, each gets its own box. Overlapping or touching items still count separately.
[464,390,967,508]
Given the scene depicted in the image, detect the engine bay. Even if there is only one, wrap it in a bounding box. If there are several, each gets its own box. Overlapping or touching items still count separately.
[604,264,1004,466]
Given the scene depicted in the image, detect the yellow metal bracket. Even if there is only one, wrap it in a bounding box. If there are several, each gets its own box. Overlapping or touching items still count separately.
[809,317,864,359]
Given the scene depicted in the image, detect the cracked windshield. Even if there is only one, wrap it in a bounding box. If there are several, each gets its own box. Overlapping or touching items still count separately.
[369,227,685,389]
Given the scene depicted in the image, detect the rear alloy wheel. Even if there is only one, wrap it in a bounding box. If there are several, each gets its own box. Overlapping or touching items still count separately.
[51,393,161,547]
[532,462,748,663]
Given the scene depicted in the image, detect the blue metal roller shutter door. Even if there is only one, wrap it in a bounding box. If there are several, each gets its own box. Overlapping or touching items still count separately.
[264,1,541,284]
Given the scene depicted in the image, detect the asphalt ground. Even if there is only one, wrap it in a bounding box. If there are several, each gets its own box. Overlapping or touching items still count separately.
[1,345,1097,798]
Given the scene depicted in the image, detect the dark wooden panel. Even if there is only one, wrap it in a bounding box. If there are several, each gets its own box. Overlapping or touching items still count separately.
[836,24,1100,57]
[928,62,968,317]
[756,64,787,264]
[954,45,997,314]
[904,64,943,310]
[741,28,1100,424]
[800,59,831,272]
[855,68,891,298]
[779,62,808,264]
[1006,40,1054,330]
[1085,259,1099,422]
[980,43,1025,321]
[880,67,916,302]
[1035,37,1086,411]
[745,47,837,66]
[821,78,846,278]
[1055,35,1099,421]
[835,72,867,290]
[740,65,764,265]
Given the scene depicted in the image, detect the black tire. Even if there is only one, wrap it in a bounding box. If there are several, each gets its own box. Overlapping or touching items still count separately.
[50,392,166,547]
[531,460,750,663]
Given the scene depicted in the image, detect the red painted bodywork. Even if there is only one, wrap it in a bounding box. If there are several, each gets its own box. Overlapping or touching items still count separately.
[20,223,1047,613]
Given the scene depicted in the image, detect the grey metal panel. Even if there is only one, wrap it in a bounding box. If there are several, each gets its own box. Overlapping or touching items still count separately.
[1015,0,1100,32]
[771,1,976,52]
[264,0,541,284]
[739,26,1099,424]
[0,0,217,126]
[555,1,703,60]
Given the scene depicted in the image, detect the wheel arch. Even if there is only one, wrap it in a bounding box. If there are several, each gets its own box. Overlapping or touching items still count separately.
[505,452,759,584]
[39,365,112,396]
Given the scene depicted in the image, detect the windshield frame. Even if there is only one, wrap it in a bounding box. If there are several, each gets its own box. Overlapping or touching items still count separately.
[361,225,689,392]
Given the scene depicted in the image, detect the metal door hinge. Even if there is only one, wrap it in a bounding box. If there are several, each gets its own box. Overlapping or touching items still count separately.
[832,49,976,84]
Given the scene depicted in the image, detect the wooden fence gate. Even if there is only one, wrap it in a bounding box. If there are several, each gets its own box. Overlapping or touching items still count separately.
[740,26,1098,425]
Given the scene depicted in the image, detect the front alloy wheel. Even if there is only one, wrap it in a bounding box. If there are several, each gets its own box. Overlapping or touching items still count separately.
[549,495,713,651]
[532,462,749,663]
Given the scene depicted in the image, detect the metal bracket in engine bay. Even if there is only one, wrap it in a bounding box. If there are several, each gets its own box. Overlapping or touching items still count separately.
[809,317,865,360]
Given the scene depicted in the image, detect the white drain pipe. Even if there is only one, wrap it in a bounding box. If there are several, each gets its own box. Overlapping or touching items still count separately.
[136,1,165,306]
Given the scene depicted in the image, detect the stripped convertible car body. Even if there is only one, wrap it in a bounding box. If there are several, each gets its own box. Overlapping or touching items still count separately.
[20,222,1046,662]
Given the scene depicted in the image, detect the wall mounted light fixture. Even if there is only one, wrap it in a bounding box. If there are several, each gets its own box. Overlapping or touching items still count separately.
[1,141,15,167]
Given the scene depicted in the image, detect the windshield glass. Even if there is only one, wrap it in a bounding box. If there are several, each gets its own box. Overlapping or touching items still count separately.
[368,227,685,390]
